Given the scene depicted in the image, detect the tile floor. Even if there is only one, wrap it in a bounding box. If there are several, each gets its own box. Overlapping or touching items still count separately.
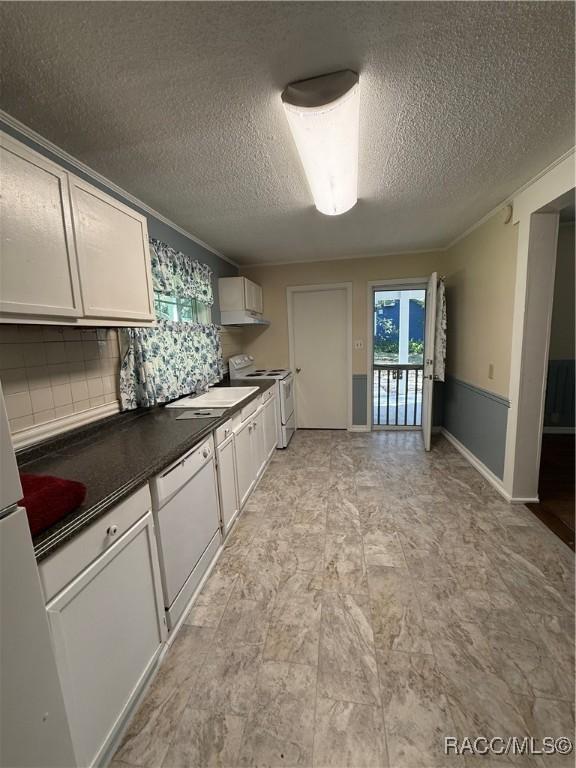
[113,430,575,768]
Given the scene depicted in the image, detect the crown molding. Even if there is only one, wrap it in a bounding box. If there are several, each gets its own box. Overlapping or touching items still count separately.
[0,109,239,268]
[445,146,576,250]
[239,246,445,269]
[2,109,572,269]
[242,146,576,268]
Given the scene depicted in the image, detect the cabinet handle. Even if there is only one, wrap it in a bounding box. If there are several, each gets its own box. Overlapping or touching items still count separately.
[202,448,210,458]
[107,524,118,537]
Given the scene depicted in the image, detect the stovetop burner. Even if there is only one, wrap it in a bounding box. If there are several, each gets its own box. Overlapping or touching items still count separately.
[244,369,289,378]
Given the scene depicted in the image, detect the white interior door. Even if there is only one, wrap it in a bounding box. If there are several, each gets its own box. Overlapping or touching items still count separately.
[291,287,349,429]
[421,272,437,451]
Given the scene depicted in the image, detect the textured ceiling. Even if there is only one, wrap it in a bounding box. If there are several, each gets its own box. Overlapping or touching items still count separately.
[0,2,574,265]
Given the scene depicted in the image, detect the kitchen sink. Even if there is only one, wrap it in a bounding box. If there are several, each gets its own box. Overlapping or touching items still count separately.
[165,386,259,409]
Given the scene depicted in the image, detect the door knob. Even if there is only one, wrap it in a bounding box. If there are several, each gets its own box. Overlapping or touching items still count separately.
[296,367,302,373]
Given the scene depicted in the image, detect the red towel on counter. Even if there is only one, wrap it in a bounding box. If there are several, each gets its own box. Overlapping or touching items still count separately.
[19,473,87,536]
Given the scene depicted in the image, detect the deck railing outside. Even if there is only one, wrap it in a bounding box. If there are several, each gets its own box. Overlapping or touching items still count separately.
[373,364,423,427]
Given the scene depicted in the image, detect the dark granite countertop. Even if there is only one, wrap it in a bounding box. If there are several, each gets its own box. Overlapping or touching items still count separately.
[18,379,275,561]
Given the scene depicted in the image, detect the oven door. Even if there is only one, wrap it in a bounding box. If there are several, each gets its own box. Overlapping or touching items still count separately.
[280,374,294,424]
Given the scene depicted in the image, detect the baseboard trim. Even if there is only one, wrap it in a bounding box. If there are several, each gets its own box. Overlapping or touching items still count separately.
[13,402,121,450]
[348,425,370,432]
[440,427,512,503]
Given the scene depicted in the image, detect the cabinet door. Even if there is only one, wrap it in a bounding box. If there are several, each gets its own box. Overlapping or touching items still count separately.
[264,395,278,458]
[69,177,155,321]
[252,406,267,478]
[47,513,165,767]
[254,283,263,314]
[0,134,83,317]
[218,277,246,312]
[244,279,262,314]
[234,419,256,507]
[217,435,239,534]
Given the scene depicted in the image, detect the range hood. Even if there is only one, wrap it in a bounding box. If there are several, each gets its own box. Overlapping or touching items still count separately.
[220,309,270,326]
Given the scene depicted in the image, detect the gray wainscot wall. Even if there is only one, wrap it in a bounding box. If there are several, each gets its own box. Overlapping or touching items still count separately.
[442,376,509,478]
[352,374,368,425]
[0,120,238,323]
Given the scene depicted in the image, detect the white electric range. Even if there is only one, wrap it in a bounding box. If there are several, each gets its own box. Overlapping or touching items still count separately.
[228,354,295,448]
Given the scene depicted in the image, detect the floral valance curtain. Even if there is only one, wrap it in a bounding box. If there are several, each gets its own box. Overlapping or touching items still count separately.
[149,238,214,305]
[120,321,222,409]
[119,239,222,410]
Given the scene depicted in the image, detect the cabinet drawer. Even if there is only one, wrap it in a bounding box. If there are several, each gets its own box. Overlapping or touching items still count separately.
[240,397,260,423]
[215,419,233,446]
[150,435,214,508]
[39,484,151,603]
[261,387,275,404]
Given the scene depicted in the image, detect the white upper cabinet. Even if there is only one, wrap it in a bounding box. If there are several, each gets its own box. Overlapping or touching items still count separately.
[0,131,156,326]
[219,277,263,314]
[0,135,83,317]
[69,177,155,322]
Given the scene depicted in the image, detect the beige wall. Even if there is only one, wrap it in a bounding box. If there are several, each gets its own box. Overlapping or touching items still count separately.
[241,209,520,399]
[241,251,445,375]
[442,209,518,398]
[549,223,575,361]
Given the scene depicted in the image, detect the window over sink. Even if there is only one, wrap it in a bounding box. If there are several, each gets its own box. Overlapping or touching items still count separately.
[154,294,211,324]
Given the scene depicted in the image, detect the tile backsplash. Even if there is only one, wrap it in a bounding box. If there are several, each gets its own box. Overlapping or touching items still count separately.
[219,326,245,368]
[0,325,121,435]
[0,325,246,437]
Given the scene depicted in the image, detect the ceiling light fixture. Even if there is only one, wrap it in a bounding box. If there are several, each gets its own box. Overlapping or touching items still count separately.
[281,70,360,216]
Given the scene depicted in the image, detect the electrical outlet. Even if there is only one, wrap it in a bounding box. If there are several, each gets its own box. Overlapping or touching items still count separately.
[488,363,494,380]
[354,339,364,350]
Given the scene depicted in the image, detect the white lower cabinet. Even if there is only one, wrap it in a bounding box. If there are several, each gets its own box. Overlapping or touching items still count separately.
[252,406,267,479]
[234,416,256,507]
[232,391,277,511]
[45,512,165,767]
[263,394,278,460]
[35,389,277,766]
[216,432,239,534]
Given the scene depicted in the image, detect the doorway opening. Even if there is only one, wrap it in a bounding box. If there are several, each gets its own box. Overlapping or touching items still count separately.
[370,286,426,429]
[526,204,575,549]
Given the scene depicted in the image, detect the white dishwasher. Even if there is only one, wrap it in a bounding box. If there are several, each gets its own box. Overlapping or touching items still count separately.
[150,435,221,630]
